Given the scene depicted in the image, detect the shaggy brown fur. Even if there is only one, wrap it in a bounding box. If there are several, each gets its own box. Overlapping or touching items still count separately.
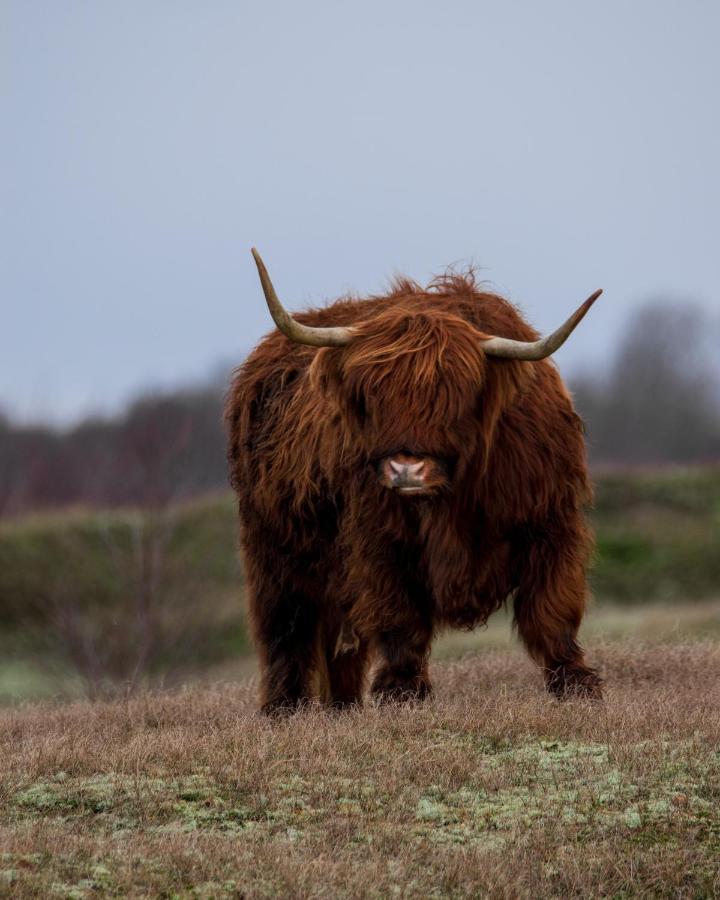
[225,270,602,713]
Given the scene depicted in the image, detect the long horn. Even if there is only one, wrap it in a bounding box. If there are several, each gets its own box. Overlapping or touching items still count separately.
[480,289,603,360]
[251,249,354,348]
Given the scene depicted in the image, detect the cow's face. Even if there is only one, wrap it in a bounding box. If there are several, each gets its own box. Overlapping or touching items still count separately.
[313,308,494,497]
[250,248,599,497]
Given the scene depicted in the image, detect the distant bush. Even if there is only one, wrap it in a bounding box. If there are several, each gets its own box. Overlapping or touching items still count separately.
[0,496,245,697]
[589,468,720,604]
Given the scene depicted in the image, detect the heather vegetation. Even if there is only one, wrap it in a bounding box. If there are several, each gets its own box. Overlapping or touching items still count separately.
[1,643,719,897]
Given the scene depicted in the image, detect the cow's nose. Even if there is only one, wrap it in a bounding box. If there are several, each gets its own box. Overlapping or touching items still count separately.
[389,459,425,479]
[385,457,426,491]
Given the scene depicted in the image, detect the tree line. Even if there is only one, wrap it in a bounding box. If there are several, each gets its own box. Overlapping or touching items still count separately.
[0,386,228,518]
[1,301,718,518]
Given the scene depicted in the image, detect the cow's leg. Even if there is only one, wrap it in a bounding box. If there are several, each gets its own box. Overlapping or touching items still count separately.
[252,586,320,715]
[342,530,434,703]
[370,623,433,702]
[244,533,320,715]
[513,524,602,699]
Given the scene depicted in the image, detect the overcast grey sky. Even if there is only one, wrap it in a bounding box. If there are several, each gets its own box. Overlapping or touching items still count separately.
[2,0,719,424]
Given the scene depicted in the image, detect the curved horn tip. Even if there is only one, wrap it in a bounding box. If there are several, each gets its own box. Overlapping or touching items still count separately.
[576,288,603,318]
[251,248,274,288]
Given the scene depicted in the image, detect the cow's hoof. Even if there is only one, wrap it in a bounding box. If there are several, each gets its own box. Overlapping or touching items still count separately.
[329,697,363,713]
[370,674,432,704]
[546,665,604,701]
[259,697,309,717]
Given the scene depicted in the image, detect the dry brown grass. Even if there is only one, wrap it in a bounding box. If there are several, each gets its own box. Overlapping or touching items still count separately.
[1,640,719,898]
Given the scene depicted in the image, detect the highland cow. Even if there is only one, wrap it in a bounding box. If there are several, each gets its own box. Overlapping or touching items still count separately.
[226,250,603,713]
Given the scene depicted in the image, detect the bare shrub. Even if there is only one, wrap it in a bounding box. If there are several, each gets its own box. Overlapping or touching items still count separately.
[3,404,242,698]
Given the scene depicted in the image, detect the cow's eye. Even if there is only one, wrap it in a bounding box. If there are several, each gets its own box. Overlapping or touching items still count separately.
[353,393,368,425]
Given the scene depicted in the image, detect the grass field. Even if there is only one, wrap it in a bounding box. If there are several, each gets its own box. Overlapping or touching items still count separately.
[2,607,720,898]
[1,469,719,896]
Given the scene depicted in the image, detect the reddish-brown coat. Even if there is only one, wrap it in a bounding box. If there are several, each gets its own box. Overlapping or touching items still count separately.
[225,271,602,712]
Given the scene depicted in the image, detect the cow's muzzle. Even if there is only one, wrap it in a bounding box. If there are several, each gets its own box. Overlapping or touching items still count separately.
[377,453,446,496]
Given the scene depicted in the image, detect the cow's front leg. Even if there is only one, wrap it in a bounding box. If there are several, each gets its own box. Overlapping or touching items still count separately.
[370,624,433,702]
[243,526,320,715]
[254,590,319,715]
[345,527,434,703]
[513,519,602,700]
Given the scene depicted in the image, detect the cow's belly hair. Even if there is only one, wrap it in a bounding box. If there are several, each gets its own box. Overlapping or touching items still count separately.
[432,580,514,631]
[426,540,516,630]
